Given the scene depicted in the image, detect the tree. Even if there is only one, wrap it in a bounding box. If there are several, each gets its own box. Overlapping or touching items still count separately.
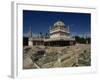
[45,32,49,38]
[39,32,43,38]
[75,36,88,44]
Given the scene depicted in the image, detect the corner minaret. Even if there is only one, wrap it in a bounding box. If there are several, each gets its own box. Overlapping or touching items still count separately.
[68,25,70,33]
[28,25,33,46]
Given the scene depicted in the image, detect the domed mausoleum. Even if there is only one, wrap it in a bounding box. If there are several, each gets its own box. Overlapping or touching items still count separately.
[28,21,75,46]
[50,21,70,39]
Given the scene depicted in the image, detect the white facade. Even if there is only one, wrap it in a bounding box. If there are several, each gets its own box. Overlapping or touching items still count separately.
[50,21,70,39]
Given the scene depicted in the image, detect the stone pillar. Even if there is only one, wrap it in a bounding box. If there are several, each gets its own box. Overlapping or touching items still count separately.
[28,38,33,46]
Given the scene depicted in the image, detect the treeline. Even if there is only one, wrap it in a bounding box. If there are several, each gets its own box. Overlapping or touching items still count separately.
[75,36,91,44]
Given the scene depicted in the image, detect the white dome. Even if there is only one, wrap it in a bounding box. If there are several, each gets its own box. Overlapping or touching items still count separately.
[54,21,65,27]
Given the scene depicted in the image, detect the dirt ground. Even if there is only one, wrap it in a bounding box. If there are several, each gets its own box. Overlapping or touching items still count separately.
[23,44,91,69]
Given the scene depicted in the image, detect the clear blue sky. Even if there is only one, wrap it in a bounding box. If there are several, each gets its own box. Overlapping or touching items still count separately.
[23,10,91,37]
